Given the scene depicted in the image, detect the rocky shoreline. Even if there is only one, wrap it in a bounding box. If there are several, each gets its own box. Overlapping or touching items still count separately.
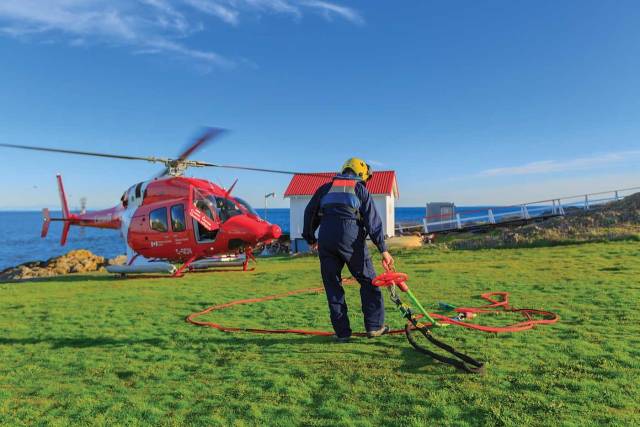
[0,250,126,282]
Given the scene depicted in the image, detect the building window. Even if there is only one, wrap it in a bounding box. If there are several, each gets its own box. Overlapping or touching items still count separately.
[150,207,168,232]
[171,204,186,232]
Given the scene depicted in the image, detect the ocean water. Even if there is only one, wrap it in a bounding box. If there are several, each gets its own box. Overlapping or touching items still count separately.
[0,206,519,270]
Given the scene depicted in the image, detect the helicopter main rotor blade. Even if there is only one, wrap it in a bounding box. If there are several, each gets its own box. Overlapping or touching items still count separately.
[178,128,225,161]
[1,139,341,179]
[0,143,168,164]
[156,127,226,178]
[199,162,335,178]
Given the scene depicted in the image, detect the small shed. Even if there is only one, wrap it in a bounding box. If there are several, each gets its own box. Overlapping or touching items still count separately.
[425,202,457,232]
[284,171,399,252]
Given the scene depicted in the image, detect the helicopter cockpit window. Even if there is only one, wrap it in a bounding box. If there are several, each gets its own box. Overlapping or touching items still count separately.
[234,197,259,217]
[150,207,168,232]
[215,197,243,222]
[170,204,186,232]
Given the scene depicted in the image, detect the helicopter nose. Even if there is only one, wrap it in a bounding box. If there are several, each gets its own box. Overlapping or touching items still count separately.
[259,223,281,241]
[270,224,282,239]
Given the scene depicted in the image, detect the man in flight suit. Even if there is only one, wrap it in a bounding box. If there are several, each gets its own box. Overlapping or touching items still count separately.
[303,158,395,342]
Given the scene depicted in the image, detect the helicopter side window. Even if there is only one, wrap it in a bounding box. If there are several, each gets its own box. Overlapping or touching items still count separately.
[149,207,168,232]
[170,204,186,232]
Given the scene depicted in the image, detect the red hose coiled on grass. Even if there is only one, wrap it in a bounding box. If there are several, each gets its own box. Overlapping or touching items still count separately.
[186,275,559,335]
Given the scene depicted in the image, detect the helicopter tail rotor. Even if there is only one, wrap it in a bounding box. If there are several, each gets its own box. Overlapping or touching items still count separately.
[41,208,51,238]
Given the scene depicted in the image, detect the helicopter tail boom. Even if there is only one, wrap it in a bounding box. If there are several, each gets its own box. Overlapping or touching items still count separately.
[50,174,123,245]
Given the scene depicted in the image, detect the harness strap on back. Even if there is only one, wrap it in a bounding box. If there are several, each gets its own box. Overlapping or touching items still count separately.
[319,176,362,219]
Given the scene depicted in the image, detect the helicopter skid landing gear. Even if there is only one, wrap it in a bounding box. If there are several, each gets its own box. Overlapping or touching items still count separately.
[173,255,198,277]
[243,248,256,271]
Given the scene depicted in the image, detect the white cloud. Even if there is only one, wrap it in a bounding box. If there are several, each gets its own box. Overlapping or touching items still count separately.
[182,0,239,25]
[478,150,640,177]
[301,0,364,25]
[0,0,363,67]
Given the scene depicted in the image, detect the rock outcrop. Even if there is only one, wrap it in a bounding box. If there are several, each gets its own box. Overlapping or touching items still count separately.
[0,250,125,282]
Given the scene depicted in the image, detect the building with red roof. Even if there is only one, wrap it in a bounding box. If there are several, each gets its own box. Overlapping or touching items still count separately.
[284,171,399,251]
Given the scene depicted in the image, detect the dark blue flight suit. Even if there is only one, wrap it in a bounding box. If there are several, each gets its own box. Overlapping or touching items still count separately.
[302,174,387,338]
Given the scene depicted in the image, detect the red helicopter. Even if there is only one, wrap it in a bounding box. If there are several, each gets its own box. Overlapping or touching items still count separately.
[0,129,311,277]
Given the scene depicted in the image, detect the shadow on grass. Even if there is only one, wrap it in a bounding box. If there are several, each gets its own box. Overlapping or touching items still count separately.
[1,268,263,284]
[0,336,166,349]
[2,331,469,376]
[189,332,460,375]
[0,275,115,284]
[396,346,460,374]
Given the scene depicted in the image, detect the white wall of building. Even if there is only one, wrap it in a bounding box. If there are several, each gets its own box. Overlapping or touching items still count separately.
[289,193,396,240]
[289,196,312,239]
[372,195,395,238]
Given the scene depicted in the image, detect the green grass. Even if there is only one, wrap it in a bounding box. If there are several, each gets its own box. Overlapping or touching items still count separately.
[1,241,640,426]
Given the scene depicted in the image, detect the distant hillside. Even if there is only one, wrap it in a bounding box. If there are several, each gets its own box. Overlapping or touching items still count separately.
[447,192,640,250]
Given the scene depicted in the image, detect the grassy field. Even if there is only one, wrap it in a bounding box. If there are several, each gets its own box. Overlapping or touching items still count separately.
[1,241,640,426]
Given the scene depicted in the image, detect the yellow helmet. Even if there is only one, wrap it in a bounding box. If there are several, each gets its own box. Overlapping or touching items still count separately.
[341,157,372,182]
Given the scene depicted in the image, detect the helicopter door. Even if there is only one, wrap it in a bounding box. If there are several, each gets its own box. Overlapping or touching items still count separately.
[188,187,220,242]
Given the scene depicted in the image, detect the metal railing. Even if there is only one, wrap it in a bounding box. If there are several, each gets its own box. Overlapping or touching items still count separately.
[395,186,639,234]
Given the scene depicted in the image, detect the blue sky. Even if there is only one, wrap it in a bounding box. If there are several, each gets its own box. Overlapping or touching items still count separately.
[0,0,639,210]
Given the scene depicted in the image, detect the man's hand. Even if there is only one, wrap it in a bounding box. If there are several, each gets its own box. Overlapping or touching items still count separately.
[381,251,394,271]
[310,242,319,252]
